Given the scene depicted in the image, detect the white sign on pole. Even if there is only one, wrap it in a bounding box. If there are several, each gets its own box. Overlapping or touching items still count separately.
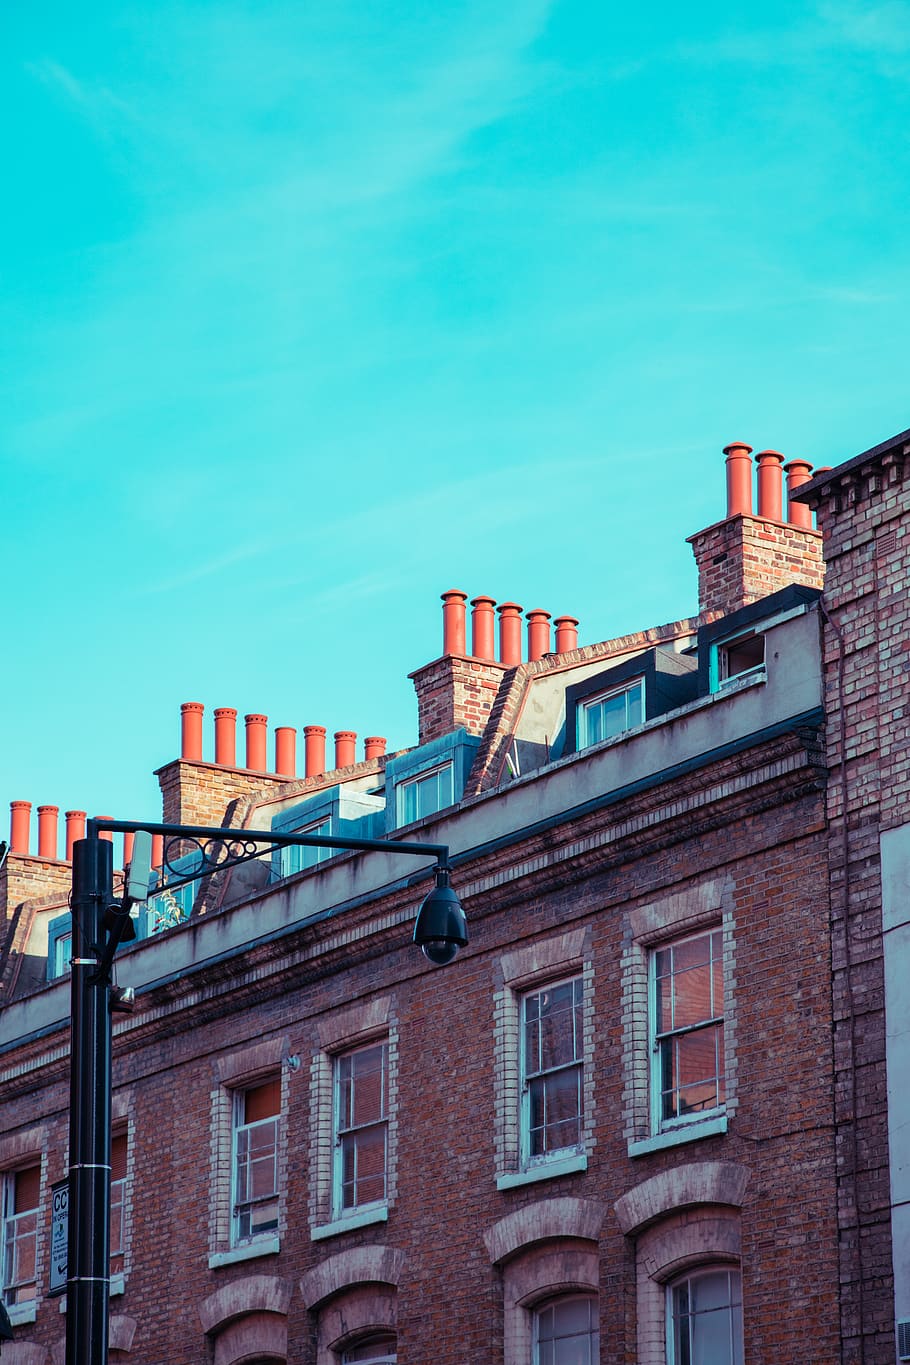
[49,1179,68,1295]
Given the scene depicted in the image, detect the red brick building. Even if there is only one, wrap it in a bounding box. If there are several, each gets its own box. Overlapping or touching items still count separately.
[0,433,906,1364]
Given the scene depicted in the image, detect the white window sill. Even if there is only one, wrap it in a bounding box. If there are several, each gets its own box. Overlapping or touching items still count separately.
[8,1300,37,1326]
[208,1235,280,1269]
[496,1151,588,1190]
[311,1204,389,1241]
[58,1274,125,1313]
[628,1114,727,1158]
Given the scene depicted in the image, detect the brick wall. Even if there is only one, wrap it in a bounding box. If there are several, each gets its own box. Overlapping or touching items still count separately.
[689,513,825,621]
[0,722,842,1363]
[409,654,507,746]
[803,441,910,1364]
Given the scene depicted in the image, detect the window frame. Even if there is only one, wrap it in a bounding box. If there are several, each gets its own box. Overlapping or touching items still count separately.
[532,1293,600,1364]
[649,927,726,1134]
[109,1131,128,1275]
[332,1040,389,1220]
[395,761,455,826]
[340,1334,397,1364]
[1,1165,40,1309]
[577,677,645,749]
[711,630,765,690]
[519,976,585,1168]
[280,816,333,878]
[666,1266,744,1365]
[230,1078,281,1248]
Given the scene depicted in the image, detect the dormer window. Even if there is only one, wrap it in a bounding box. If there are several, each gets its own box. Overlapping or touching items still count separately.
[716,631,765,687]
[279,816,331,878]
[397,762,454,825]
[578,679,644,749]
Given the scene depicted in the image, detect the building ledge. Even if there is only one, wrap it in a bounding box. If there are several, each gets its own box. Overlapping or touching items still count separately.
[311,1204,389,1241]
[628,1114,727,1158]
[496,1152,588,1190]
[208,1235,280,1269]
[8,1300,37,1326]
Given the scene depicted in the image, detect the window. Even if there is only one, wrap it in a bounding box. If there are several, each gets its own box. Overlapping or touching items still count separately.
[1,1166,39,1307]
[110,1133,127,1275]
[578,679,643,748]
[342,1334,397,1363]
[232,1079,280,1245]
[334,1043,388,1216]
[148,878,196,932]
[716,632,764,686]
[652,930,724,1129]
[280,817,332,878]
[534,1295,599,1364]
[668,1268,743,1365]
[54,931,73,976]
[521,979,584,1162]
[396,762,454,825]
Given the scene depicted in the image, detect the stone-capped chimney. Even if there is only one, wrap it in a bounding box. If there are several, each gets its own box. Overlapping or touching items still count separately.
[688,442,825,621]
[411,591,509,745]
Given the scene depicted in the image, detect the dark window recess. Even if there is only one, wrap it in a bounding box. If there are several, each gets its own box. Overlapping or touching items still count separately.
[719,633,764,681]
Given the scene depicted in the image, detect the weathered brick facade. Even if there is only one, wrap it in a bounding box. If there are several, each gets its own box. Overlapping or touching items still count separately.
[0,432,906,1364]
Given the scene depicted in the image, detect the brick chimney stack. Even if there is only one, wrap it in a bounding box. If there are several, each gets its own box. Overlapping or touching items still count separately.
[688,442,825,621]
[410,591,509,745]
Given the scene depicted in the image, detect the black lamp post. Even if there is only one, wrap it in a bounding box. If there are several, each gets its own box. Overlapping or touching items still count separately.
[65,818,466,1365]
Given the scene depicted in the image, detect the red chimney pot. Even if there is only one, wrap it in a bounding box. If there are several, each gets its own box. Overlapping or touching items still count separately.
[723,442,754,518]
[38,805,59,860]
[334,730,356,769]
[526,609,552,662]
[470,596,496,660]
[275,727,296,777]
[65,810,86,861]
[784,458,814,528]
[10,801,31,855]
[180,702,205,761]
[364,736,387,760]
[441,590,468,656]
[214,707,238,766]
[554,616,579,653]
[305,725,327,777]
[497,602,523,666]
[245,714,268,771]
[756,450,785,522]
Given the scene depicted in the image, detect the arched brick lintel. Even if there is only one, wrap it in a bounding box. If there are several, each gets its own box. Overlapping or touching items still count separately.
[613,1160,750,1237]
[4,1345,49,1365]
[214,1312,287,1365]
[483,1196,607,1266]
[300,1245,405,1311]
[50,1316,136,1365]
[199,1274,293,1335]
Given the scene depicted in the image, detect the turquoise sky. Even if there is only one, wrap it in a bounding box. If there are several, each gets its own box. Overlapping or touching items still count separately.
[3,0,909,842]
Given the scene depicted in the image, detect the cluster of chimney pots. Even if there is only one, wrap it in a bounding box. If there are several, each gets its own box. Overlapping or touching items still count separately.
[6,443,820,868]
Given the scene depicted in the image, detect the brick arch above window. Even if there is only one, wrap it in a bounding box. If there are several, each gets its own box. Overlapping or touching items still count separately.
[199,1274,293,1365]
[299,1246,404,1311]
[4,1344,49,1365]
[211,1314,288,1365]
[613,1160,750,1237]
[622,1197,744,1365]
[483,1196,606,1266]
[199,1274,294,1335]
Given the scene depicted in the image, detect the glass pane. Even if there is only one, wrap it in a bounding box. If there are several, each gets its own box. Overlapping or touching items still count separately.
[673,962,712,1029]
[245,1079,280,1123]
[691,1306,733,1362]
[13,1168,40,1214]
[690,1269,732,1312]
[535,1296,598,1365]
[600,690,627,738]
[627,682,643,727]
[343,1333,397,1362]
